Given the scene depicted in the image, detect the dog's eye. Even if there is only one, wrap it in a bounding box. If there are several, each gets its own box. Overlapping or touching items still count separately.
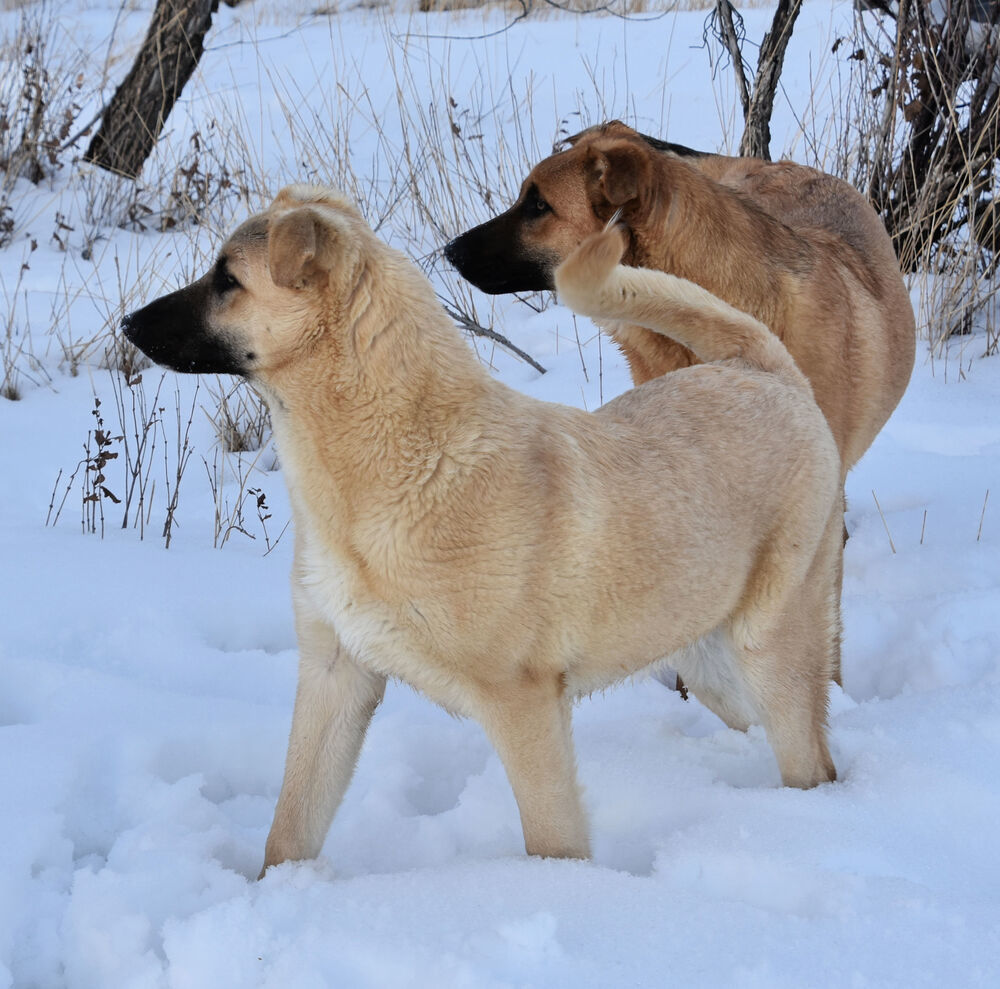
[523,188,551,218]
[213,262,241,295]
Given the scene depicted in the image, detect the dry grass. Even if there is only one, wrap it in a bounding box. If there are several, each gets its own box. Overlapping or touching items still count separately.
[413,0,768,13]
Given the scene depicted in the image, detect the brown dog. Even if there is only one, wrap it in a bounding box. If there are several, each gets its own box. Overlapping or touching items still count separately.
[445,121,916,475]
[122,187,841,874]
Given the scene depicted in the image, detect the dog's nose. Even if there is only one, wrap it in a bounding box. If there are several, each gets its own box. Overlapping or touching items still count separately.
[120,312,136,342]
[443,236,463,268]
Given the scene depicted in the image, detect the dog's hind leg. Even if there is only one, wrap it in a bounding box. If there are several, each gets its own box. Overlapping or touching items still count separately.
[741,638,837,789]
[734,510,842,789]
[478,672,590,860]
[741,637,837,789]
[261,611,386,875]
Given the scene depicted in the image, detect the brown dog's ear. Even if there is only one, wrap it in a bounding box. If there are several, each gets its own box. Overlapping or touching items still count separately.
[268,209,320,289]
[561,119,635,149]
[585,141,653,213]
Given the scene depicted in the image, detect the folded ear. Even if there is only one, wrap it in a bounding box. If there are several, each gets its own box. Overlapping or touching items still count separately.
[268,208,320,289]
[561,119,635,149]
[585,141,652,211]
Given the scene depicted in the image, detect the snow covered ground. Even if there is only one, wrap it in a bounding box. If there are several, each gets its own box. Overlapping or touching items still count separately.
[1,2,998,986]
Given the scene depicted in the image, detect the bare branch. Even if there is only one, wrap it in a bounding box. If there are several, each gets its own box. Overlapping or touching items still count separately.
[712,1,752,118]
[739,0,804,160]
[440,298,547,376]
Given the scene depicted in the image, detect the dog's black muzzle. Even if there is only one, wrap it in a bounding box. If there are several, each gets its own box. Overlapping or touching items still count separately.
[121,281,249,377]
[444,212,555,296]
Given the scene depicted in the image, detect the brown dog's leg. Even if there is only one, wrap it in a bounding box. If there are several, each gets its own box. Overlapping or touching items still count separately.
[261,611,386,876]
[479,673,590,860]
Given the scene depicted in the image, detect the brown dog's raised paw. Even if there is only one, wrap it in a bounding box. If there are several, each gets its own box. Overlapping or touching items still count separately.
[554,225,627,314]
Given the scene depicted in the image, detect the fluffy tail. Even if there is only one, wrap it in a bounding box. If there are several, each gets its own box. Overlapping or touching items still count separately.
[554,225,807,389]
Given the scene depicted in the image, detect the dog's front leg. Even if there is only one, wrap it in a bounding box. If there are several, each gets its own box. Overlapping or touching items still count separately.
[261,609,385,876]
[479,673,590,860]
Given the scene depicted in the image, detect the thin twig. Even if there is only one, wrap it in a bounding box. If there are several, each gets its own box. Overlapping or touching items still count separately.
[872,489,897,554]
[712,1,751,117]
[441,299,547,375]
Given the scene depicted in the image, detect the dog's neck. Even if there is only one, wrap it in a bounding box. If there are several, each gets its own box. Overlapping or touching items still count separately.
[635,158,814,336]
[257,271,501,549]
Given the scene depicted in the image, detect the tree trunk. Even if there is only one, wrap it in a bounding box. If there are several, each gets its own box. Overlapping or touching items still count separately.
[84,0,218,179]
[738,0,804,160]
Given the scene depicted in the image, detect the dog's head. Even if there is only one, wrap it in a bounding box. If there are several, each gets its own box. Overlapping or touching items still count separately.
[443,121,697,295]
[121,185,371,380]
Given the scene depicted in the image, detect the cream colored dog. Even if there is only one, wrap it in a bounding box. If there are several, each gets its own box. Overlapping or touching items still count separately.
[121,186,842,874]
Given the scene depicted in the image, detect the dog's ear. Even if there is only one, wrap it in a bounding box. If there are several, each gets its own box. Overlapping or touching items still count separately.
[561,120,635,150]
[560,127,589,150]
[268,209,321,289]
[585,141,653,214]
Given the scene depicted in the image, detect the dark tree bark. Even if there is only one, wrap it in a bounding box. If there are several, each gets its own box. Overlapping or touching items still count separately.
[738,0,803,160]
[713,0,752,119]
[84,0,218,178]
[712,0,803,161]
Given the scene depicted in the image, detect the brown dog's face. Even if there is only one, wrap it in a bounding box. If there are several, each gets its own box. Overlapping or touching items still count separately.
[121,186,366,379]
[444,122,677,295]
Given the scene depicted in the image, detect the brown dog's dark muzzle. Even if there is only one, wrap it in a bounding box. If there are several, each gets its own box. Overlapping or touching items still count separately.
[444,212,557,295]
[121,281,249,376]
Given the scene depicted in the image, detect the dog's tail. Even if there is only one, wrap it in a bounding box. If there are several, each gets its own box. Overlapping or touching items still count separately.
[554,226,808,389]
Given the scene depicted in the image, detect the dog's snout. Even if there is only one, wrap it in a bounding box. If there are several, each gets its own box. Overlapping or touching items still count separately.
[120,312,138,343]
[443,230,483,283]
[443,235,464,269]
[445,213,557,296]
[116,284,249,377]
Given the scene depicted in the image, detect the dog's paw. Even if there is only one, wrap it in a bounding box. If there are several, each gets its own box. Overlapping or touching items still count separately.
[554,225,627,315]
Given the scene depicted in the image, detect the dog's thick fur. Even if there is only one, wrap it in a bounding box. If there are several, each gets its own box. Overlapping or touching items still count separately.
[445,121,916,474]
[122,186,841,874]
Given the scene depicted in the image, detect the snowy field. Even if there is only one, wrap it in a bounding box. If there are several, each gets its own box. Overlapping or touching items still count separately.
[1,1,999,986]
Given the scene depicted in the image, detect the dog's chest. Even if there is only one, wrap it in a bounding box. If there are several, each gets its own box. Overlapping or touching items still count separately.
[298,538,405,657]
[296,537,469,709]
